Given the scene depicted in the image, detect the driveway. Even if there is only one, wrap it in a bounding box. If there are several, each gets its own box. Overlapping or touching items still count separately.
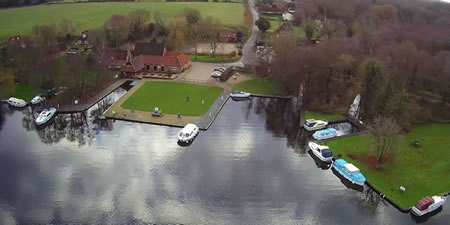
[184,43,238,55]
[179,62,217,82]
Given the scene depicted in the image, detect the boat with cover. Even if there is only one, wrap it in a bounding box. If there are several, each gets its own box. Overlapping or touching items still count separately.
[31,94,46,105]
[230,90,251,98]
[411,196,446,217]
[308,141,333,162]
[6,97,27,108]
[304,119,328,131]
[312,128,337,140]
[178,124,200,143]
[332,159,366,187]
[35,107,57,126]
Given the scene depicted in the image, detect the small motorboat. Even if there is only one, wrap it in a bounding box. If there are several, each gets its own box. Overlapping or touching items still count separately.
[332,159,366,187]
[178,123,199,143]
[6,97,27,108]
[230,90,251,98]
[312,128,337,140]
[411,196,446,217]
[303,119,328,131]
[35,107,57,126]
[308,141,333,162]
[31,94,46,105]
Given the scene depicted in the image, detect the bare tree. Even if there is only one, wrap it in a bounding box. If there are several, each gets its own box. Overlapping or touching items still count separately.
[104,15,131,48]
[368,116,401,165]
[59,19,79,40]
[167,17,187,51]
[128,9,150,39]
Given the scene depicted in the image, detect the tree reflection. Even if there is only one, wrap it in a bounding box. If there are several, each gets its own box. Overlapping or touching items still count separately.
[357,188,388,215]
[251,96,307,152]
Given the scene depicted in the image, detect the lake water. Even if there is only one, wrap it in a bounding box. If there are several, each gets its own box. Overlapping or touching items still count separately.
[0,93,448,225]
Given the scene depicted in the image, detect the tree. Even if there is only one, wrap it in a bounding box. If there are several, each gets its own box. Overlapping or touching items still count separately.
[32,24,57,46]
[359,58,387,119]
[184,8,201,25]
[202,17,222,56]
[88,28,108,66]
[104,15,131,47]
[128,9,150,39]
[255,17,271,33]
[368,116,401,165]
[305,24,314,40]
[59,19,79,40]
[167,17,187,51]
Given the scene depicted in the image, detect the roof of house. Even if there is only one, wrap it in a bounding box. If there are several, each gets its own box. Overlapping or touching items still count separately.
[134,42,166,56]
[121,52,191,73]
[108,49,128,66]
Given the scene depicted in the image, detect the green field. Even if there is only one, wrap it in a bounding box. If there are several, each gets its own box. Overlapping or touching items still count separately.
[188,55,240,63]
[121,81,223,116]
[325,123,450,208]
[305,111,345,121]
[0,2,245,40]
[232,78,287,96]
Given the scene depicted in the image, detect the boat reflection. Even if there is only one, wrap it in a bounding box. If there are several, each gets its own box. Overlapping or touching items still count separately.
[331,166,365,192]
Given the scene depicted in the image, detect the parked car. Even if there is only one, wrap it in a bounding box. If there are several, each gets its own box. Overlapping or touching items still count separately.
[214,67,226,72]
[211,71,222,78]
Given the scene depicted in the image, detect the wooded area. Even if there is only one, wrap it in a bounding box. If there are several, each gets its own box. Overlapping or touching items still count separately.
[261,0,450,129]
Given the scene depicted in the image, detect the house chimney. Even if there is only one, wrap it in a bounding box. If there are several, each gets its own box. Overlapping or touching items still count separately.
[126,49,132,63]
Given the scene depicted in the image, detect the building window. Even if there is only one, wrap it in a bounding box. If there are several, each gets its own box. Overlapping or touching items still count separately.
[161,66,165,72]
[154,65,157,71]
[146,65,150,70]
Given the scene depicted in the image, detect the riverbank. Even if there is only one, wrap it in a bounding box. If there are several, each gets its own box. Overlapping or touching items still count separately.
[324,123,450,208]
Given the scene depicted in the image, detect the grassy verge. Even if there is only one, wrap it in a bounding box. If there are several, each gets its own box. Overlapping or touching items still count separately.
[232,79,287,96]
[324,123,450,208]
[0,2,245,40]
[188,55,240,63]
[305,111,345,121]
[121,81,223,116]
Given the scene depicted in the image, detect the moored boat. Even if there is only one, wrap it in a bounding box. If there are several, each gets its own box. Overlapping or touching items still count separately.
[230,90,251,98]
[6,97,27,108]
[178,123,199,143]
[35,107,57,126]
[411,196,446,217]
[312,128,337,140]
[332,159,366,187]
[308,141,333,162]
[31,94,46,105]
[304,119,328,131]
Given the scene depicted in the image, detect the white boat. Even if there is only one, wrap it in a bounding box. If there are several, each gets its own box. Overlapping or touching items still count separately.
[35,107,57,126]
[231,90,251,98]
[312,128,337,140]
[308,141,333,162]
[411,196,446,217]
[178,123,199,143]
[304,119,328,131]
[31,95,46,105]
[6,97,27,107]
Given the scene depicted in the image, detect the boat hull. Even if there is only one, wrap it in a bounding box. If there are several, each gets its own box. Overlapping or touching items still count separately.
[35,108,57,126]
[308,142,332,162]
[411,197,446,217]
[332,163,365,187]
[304,124,327,131]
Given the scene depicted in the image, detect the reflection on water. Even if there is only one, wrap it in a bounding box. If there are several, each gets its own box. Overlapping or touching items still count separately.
[0,96,449,225]
[327,121,362,137]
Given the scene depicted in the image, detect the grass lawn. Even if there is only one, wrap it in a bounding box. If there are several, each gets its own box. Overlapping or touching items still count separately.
[263,15,282,32]
[121,81,223,116]
[0,2,245,40]
[293,26,305,38]
[232,79,287,96]
[188,55,240,63]
[305,111,345,121]
[324,123,450,208]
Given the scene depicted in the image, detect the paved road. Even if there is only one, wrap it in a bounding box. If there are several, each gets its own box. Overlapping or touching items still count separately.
[226,0,259,68]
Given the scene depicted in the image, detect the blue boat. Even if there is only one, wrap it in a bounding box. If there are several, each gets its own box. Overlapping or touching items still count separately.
[332,159,366,187]
[312,128,337,140]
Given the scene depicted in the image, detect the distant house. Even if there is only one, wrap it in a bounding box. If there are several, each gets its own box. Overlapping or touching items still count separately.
[282,12,293,21]
[121,43,191,77]
[8,35,26,48]
[219,31,238,43]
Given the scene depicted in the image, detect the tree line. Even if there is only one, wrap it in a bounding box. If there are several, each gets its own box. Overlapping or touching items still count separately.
[260,0,450,129]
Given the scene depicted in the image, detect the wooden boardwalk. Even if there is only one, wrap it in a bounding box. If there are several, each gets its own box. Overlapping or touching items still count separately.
[57,79,130,113]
